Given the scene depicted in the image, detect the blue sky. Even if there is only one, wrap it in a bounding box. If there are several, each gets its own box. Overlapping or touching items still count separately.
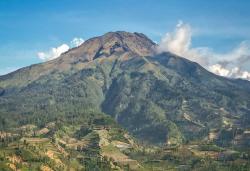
[1,0,250,76]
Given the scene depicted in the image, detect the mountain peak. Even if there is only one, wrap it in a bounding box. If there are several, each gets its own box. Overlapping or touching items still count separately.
[60,31,156,63]
[102,31,153,43]
[0,31,157,88]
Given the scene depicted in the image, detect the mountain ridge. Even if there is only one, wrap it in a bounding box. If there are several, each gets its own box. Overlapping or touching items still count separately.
[1,31,250,85]
[0,31,250,146]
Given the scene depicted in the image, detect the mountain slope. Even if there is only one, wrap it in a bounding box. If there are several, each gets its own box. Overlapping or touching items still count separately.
[0,31,250,146]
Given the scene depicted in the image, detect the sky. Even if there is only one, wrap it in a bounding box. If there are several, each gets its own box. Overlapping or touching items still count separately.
[1,0,250,79]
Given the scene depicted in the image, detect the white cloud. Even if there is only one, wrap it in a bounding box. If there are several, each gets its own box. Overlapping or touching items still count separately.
[37,44,69,61]
[209,64,230,77]
[157,21,209,66]
[37,37,84,61]
[70,37,84,47]
[158,21,191,55]
[214,42,250,67]
[158,21,250,81]
[209,64,250,80]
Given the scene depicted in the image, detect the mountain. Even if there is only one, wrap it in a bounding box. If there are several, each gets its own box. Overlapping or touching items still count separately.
[1,31,250,147]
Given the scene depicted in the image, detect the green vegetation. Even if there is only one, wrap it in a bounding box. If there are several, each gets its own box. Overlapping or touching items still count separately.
[0,31,250,170]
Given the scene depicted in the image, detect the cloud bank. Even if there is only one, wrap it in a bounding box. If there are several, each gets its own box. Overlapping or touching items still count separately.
[37,37,84,61]
[158,21,250,80]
